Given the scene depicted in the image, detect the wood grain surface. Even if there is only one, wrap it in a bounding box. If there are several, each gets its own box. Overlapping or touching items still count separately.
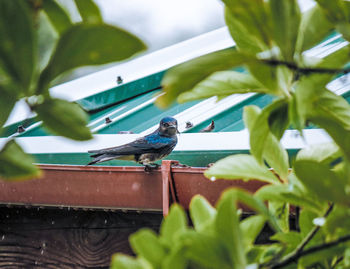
[0,206,162,268]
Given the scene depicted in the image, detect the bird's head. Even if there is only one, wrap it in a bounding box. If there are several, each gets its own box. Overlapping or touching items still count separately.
[159,116,178,136]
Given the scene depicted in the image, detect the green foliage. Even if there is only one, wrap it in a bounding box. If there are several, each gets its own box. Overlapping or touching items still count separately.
[0,0,146,180]
[0,0,35,92]
[0,140,41,180]
[112,192,274,269]
[113,1,350,268]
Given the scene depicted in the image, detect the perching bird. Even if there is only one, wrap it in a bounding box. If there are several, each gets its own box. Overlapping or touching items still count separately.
[200,120,215,132]
[87,116,178,170]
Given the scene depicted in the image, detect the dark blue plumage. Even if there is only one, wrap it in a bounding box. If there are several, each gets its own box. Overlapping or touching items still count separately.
[87,117,178,169]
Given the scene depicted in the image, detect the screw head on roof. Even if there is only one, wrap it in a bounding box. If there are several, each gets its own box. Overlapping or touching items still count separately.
[17,125,25,133]
[116,76,123,84]
[185,121,193,128]
[105,117,112,124]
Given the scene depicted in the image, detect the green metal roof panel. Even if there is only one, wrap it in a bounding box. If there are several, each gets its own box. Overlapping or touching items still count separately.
[76,71,165,111]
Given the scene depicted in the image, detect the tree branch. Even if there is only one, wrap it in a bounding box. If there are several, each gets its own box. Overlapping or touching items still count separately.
[262,59,350,76]
[270,234,350,269]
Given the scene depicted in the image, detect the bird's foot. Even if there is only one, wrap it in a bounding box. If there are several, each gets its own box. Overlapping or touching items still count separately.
[144,163,159,172]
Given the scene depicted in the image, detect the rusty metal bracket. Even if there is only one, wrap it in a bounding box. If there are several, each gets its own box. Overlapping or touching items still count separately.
[161,160,179,216]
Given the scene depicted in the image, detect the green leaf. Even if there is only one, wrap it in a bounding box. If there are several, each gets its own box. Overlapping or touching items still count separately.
[240,215,266,249]
[289,93,304,131]
[269,0,300,61]
[130,229,166,269]
[42,0,72,35]
[74,0,102,24]
[157,49,255,108]
[270,231,302,254]
[295,74,332,126]
[296,5,334,53]
[224,7,265,54]
[34,98,92,141]
[0,0,35,92]
[269,201,289,233]
[204,154,280,184]
[38,24,146,93]
[296,142,341,164]
[179,231,232,269]
[247,62,279,95]
[215,190,246,269]
[177,71,267,103]
[312,89,350,129]
[189,195,216,233]
[161,244,188,269]
[294,160,349,205]
[0,140,41,180]
[255,184,324,212]
[0,85,17,128]
[311,115,350,161]
[268,101,289,140]
[110,254,145,269]
[223,0,271,50]
[315,0,348,24]
[317,45,350,69]
[249,101,278,163]
[233,189,281,232]
[160,204,187,248]
[295,45,350,121]
[246,102,289,179]
[325,205,350,236]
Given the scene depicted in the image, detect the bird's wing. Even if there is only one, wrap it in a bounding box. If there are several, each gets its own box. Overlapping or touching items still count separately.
[88,134,176,157]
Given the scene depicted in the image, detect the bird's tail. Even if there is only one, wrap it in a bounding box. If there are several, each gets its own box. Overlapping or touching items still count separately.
[87,154,117,165]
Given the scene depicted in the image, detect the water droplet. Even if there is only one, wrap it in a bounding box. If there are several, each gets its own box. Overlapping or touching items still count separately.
[65,187,69,191]
[131,182,141,191]
[35,261,38,265]
[210,176,216,182]
[313,217,325,226]
[96,188,100,193]
[104,219,107,224]
[42,242,46,248]
[51,221,55,225]
[6,215,9,219]
[2,235,5,240]
[40,249,44,255]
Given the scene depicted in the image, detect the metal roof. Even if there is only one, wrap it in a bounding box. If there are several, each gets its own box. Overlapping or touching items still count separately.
[1,26,350,167]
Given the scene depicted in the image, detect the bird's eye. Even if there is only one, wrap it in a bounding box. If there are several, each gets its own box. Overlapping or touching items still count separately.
[163,123,169,127]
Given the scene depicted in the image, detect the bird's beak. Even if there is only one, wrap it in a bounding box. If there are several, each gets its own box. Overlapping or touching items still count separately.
[168,123,179,134]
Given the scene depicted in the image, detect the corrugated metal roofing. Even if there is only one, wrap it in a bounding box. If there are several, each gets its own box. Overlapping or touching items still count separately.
[1,26,350,167]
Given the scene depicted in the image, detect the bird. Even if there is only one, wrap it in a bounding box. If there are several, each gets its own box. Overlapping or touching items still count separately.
[87,116,179,171]
[200,120,215,132]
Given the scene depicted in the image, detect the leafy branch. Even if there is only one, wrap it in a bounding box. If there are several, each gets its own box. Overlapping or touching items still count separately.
[260,204,334,269]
